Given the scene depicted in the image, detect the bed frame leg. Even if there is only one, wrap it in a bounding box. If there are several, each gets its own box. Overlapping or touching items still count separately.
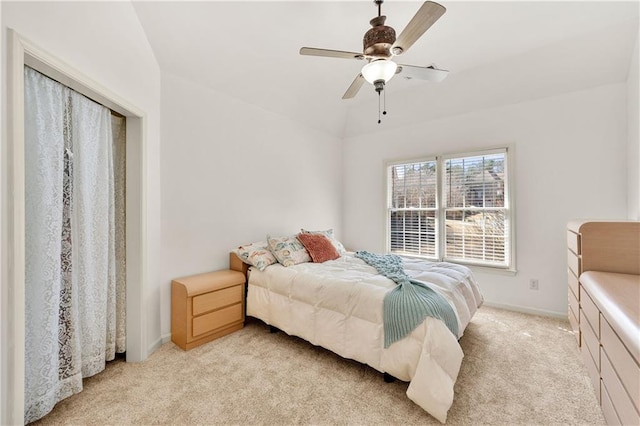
[269,325,280,334]
[383,372,397,383]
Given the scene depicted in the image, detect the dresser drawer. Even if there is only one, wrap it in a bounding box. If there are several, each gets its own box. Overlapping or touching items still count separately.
[193,284,243,316]
[569,290,579,320]
[567,230,581,255]
[601,348,640,426]
[601,318,640,414]
[568,306,580,345]
[568,250,581,278]
[192,303,243,338]
[568,269,579,301]
[581,308,600,370]
[580,286,600,338]
[601,379,622,426]
[581,336,601,403]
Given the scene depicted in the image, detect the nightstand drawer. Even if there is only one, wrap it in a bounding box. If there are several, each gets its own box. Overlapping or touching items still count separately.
[193,284,243,316]
[192,303,243,337]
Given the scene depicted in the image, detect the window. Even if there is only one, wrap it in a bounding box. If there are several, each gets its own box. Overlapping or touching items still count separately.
[388,159,438,258]
[386,148,512,269]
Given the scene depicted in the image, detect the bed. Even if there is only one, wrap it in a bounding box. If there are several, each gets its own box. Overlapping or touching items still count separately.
[229,249,483,423]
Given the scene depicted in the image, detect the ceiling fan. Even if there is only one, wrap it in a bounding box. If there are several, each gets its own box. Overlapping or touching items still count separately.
[300,0,448,122]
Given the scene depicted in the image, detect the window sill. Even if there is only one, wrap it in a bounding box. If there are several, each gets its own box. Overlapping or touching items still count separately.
[467,264,517,276]
[398,253,517,276]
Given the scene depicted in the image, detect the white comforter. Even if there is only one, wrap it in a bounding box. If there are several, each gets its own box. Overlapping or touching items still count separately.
[246,253,483,423]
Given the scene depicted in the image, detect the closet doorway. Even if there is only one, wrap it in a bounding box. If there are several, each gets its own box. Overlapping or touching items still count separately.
[5,30,148,424]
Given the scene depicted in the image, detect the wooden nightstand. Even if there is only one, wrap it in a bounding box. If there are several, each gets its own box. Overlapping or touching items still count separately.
[171,269,245,350]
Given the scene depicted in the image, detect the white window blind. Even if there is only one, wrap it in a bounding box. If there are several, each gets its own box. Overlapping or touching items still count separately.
[386,148,512,269]
[388,160,438,258]
[443,151,509,267]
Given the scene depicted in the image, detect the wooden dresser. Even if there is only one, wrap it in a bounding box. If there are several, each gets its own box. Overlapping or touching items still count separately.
[171,269,246,350]
[566,220,640,425]
[566,222,583,345]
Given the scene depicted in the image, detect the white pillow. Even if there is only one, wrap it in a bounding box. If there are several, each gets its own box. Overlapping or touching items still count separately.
[267,235,311,267]
[233,241,277,271]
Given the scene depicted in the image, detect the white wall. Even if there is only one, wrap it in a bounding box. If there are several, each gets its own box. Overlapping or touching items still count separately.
[160,72,343,340]
[628,33,639,220]
[1,1,161,419]
[342,83,628,316]
[0,1,4,420]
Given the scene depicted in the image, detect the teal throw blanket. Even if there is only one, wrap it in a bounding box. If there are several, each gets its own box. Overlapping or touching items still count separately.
[354,251,459,348]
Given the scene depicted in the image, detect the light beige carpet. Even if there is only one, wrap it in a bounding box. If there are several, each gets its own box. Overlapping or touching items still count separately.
[33,306,605,425]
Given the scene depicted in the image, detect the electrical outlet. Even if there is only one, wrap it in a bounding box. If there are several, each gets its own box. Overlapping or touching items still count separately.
[529,279,539,291]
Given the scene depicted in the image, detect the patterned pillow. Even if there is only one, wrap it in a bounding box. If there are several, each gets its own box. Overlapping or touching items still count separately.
[297,233,340,263]
[233,241,277,271]
[267,235,311,267]
[300,228,346,254]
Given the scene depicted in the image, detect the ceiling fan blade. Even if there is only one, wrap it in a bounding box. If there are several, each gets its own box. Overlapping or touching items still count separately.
[396,64,448,82]
[392,1,446,55]
[342,74,365,99]
[300,47,364,60]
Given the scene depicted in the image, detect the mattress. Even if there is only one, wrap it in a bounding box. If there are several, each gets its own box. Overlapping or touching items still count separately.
[246,253,483,423]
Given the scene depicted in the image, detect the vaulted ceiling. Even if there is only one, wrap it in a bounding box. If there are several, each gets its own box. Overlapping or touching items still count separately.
[133,1,639,138]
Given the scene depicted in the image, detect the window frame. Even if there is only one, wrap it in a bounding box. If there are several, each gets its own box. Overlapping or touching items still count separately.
[385,147,516,272]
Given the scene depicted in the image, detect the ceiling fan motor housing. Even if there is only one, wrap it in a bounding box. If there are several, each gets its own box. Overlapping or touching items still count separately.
[363,15,396,58]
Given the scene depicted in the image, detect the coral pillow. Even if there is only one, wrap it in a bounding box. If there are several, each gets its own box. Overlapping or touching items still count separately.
[297,233,340,263]
[300,228,346,254]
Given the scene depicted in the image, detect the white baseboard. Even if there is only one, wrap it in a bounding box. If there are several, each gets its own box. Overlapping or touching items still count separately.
[147,333,172,356]
[482,301,567,319]
[147,337,162,355]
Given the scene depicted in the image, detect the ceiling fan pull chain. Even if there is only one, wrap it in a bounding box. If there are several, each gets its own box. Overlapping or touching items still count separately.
[377,86,387,124]
[383,88,387,117]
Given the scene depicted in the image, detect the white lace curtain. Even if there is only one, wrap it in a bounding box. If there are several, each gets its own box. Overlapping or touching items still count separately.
[24,67,126,424]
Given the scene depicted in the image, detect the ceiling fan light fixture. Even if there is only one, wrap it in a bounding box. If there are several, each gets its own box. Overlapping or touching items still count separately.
[361,59,397,84]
